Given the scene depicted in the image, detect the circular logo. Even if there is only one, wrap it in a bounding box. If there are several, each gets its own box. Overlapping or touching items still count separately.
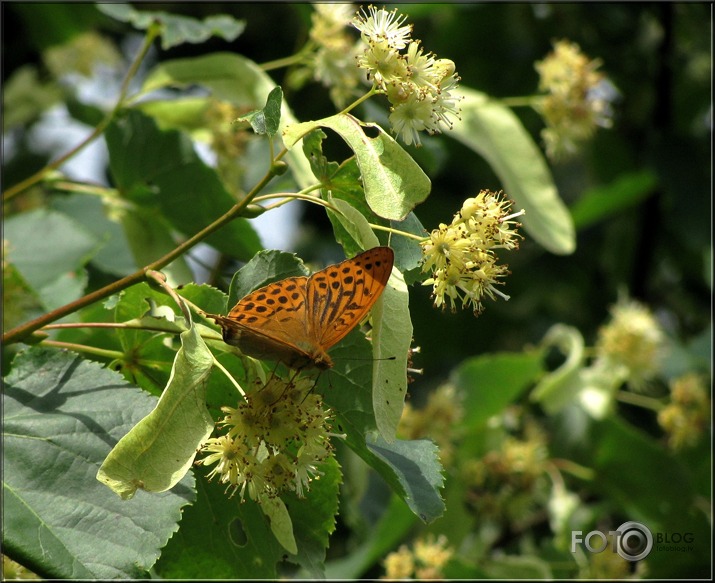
[616,521,653,561]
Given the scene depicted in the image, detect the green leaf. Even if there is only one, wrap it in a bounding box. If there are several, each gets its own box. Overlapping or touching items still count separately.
[118,205,195,285]
[450,87,575,255]
[283,114,431,220]
[570,170,658,229]
[177,282,230,317]
[390,211,427,281]
[2,260,45,331]
[371,268,411,441]
[300,129,395,257]
[302,128,339,183]
[365,435,445,523]
[327,195,379,250]
[324,342,445,524]
[453,351,545,428]
[50,193,137,277]
[66,95,105,127]
[285,456,341,578]
[37,269,89,312]
[3,347,193,579]
[97,4,245,50]
[154,466,284,579]
[97,316,215,499]
[105,109,261,261]
[4,208,100,304]
[226,250,310,310]
[238,86,283,137]
[325,494,416,578]
[328,197,412,440]
[140,53,314,190]
[321,336,444,524]
[113,282,182,358]
[135,97,212,136]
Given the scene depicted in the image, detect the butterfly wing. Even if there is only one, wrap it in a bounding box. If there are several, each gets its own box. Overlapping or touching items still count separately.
[211,275,317,367]
[306,246,394,350]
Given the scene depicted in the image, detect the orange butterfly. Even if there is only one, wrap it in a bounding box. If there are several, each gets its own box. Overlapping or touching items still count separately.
[206,246,394,370]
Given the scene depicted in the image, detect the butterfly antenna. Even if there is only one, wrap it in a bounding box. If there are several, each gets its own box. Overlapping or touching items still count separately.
[263,365,307,407]
[298,369,324,404]
[332,355,397,364]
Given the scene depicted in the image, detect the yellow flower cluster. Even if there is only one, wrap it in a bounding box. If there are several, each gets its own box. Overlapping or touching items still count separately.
[382,534,454,579]
[420,190,523,315]
[352,5,461,145]
[595,298,666,392]
[462,419,549,524]
[658,373,710,450]
[199,375,333,500]
[535,40,617,160]
[308,4,365,108]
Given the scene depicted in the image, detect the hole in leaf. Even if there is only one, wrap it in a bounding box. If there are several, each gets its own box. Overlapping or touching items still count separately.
[363,124,381,139]
[228,517,248,547]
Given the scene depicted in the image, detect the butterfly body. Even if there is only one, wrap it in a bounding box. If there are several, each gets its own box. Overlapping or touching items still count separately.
[207,246,394,370]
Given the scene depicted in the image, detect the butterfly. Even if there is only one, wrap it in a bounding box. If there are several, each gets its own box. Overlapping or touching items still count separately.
[206,246,394,370]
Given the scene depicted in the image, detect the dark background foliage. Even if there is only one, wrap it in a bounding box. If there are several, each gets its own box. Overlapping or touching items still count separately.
[4,2,709,380]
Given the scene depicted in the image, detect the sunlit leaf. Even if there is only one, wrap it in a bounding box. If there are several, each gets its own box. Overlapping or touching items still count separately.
[284,114,431,221]
[450,87,575,255]
[328,196,411,440]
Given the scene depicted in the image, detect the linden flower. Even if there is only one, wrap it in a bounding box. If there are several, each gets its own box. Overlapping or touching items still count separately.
[352,5,462,146]
[462,423,549,524]
[388,90,438,146]
[352,5,413,49]
[421,190,523,315]
[382,534,454,580]
[308,3,365,108]
[658,373,711,451]
[382,545,414,579]
[404,41,442,92]
[355,38,410,86]
[594,298,666,392]
[310,3,355,42]
[201,434,246,493]
[535,40,618,160]
[199,376,334,500]
[414,534,454,574]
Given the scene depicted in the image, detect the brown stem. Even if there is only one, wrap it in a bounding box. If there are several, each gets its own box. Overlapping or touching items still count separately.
[3,166,276,345]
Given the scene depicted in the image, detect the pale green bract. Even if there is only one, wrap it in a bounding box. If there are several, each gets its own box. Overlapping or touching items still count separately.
[284,115,431,221]
[328,196,412,441]
[97,315,215,500]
